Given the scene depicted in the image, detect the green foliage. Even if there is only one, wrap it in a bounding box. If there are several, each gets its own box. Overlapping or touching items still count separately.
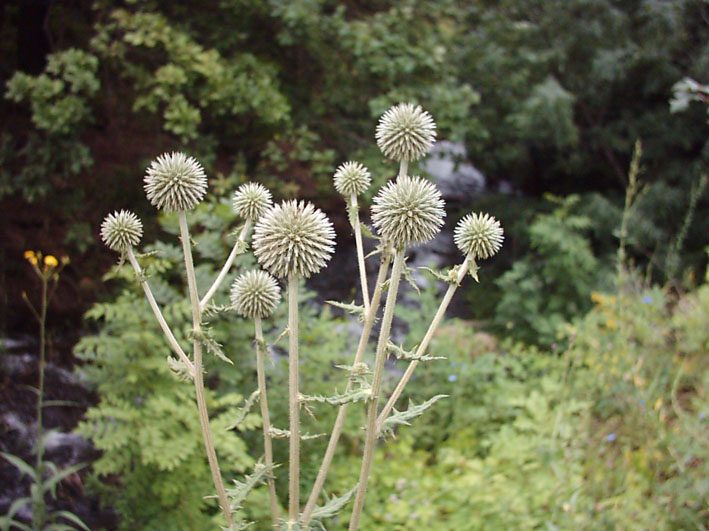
[495,195,609,345]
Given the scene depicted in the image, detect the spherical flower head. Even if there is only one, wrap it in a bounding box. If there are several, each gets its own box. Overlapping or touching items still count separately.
[101,210,143,252]
[253,200,336,279]
[232,182,273,221]
[230,270,281,319]
[144,152,207,212]
[376,103,436,162]
[454,212,504,259]
[333,161,371,197]
[371,175,445,248]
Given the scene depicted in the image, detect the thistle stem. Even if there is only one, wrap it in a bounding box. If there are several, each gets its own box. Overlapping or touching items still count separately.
[350,193,370,314]
[287,274,300,524]
[301,249,392,525]
[126,247,194,377]
[255,317,280,524]
[376,255,471,432]
[178,211,234,527]
[349,249,406,531]
[200,219,252,313]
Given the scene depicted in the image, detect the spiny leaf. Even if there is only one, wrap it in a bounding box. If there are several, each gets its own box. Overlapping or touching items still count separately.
[227,390,260,431]
[468,259,480,282]
[402,261,420,295]
[360,223,378,240]
[268,427,325,440]
[190,327,233,364]
[347,202,358,229]
[379,395,448,438]
[326,300,366,321]
[420,265,462,285]
[308,485,358,529]
[299,386,373,406]
[386,341,445,362]
[166,356,193,380]
[224,461,277,512]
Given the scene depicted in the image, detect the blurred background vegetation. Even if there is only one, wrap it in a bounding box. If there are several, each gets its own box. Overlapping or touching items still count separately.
[1,0,708,529]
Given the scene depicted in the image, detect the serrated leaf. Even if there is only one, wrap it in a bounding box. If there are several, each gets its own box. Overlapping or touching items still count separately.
[190,327,233,364]
[420,265,462,285]
[268,427,325,440]
[379,395,448,438]
[300,386,372,406]
[359,223,378,240]
[227,390,260,431]
[224,461,277,512]
[402,262,420,295]
[308,485,358,529]
[166,356,194,380]
[386,341,445,362]
[326,300,366,321]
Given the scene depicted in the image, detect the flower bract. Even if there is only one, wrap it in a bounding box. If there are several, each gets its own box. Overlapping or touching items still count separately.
[230,270,281,318]
[253,200,336,279]
[101,210,143,252]
[232,182,273,221]
[333,161,371,197]
[144,152,207,212]
[454,212,504,259]
[376,103,436,162]
[371,175,445,248]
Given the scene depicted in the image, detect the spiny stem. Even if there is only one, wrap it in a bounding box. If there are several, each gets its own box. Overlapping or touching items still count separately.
[126,247,194,377]
[200,219,253,313]
[349,249,406,530]
[178,211,234,527]
[350,193,370,314]
[301,249,392,525]
[287,274,300,524]
[376,255,471,432]
[255,317,280,524]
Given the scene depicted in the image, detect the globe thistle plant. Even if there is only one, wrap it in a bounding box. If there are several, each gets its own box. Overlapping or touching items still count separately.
[230,270,281,319]
[371,175,445,249]
[232,182,273,221]
[454,212,504,260]
[333,161,371,197]
[376,103,436,163]
[144,152,207,212]
[253,200,336,280]
[100,210,143,252]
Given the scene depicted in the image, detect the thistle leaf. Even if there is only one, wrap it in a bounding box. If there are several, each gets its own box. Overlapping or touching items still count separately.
[227,390,260,431]
[326,300,366,321]
[225,461,277,512]
[299,386,373,406]
[360,223,378,240]
[420,265,462,285]
[379,395,448,438]
[190,327,233,365]
[166,356,193,380]
[402,262,421,295]
[268,427,325,440]
[386,341,445,362]
[308,485,358,529]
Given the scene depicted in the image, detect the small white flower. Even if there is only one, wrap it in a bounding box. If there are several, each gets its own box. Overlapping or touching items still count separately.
[454,212,504,259]
[253,200,336,279]
[144,152,207,211]
[230,270,281,318]
[371,175,445,248]
[232,182,273,220]
[101,210,143,252]
[376,103,436,162]
[333,161,371,197]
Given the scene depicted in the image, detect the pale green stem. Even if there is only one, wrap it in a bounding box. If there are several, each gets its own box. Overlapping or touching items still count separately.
[349,249,406,531]
[179,211,234,527]
[350,193,370,314]
[376,254,471,432]
[126,247,194,377]
[34,274,48,528]
[287,274,300,524]
[200,219,252,313]
[255,317,280,524]
[300,250,392,525]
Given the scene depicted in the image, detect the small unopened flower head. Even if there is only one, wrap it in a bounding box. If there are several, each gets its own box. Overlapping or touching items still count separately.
[101,210,143,252]
[232,182,273,220]
[454,212,504,259]
[230,270,281,319]
[333,161,371,197]
[376,103,436,162]
[144,152,207,212]
[371,175,445,248]
[253,200,336,279]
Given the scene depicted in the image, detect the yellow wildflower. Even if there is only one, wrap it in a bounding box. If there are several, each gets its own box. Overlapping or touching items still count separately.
[44,255,59,268]
[24,250,38,265]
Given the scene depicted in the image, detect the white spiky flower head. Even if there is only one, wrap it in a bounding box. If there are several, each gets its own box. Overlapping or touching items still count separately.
[232,182,273,221]
[333,161,371,197]
[371,175,445,249]
[376,103,436,162]
[101,210,143,252]
[144,152,207,212]
[253,200,336,279]
[230,270,281,319]
[454,212,504,259]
